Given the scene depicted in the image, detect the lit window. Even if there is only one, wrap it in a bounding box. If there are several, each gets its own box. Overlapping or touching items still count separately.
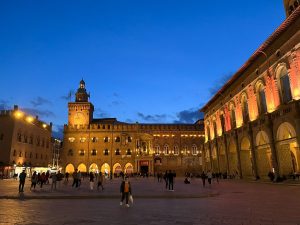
[164,145,169,155]
[174,145,179,155]
[68,137,75,142]
[79,149,85,156]
[155,145,160,154]
[192,145,197,155]
[128,136,132,142]
[80,137,86,143]
[91,149,97,156]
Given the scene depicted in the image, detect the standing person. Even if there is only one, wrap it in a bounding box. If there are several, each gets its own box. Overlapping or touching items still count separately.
[168,170,174,191]
[97,172,104,191]
[207,170,212,186]
[77,171,82,187]
[19,170,26,193]
[40,172,46,188]
[51,172,57,191]
[120,176,132,207]
[65,172,69,184]
[201,171,206,187]
[30,171,38,190]
[72,169,78,188]
[89,172,95,190]
[163,170,169,189]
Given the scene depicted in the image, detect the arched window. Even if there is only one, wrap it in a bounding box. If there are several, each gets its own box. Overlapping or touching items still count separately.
[256,82,267,114]
[104,149,109,155]
[277,66,292,103]
[154,145,160,154]
[182,145,188,155]
[115,149,121,155]
[79,149,85,156]
[229,104,236,129]
[192,145,197,155]
[241,94,249,123]
[91,149,97,156]
[126,149,131,155]
[164,145,169,155]
[174,145,179,155]
[115,136,121,142]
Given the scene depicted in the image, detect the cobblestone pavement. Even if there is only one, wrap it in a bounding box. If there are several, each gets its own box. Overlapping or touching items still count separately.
[0,177,300,225]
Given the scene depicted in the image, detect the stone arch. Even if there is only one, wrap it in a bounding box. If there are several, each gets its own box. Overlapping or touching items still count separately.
[276,122,299,175]
[124,163,134,174]
[89,163,99,173]
[240,136,253,177]
[113,163,122,174]
[77,163,87,173]
[101,163,111,175]
[218,142,227,173]
[211,146,218,172]
[240,92,249,123]
[65,163,75,173]
[255,131,272,178]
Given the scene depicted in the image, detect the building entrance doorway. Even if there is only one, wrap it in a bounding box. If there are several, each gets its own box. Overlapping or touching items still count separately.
[140,166,149,176]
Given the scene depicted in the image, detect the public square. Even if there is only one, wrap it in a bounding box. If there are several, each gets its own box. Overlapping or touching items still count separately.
[1,177,300,225]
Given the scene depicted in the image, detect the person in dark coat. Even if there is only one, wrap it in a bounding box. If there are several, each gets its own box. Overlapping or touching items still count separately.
[19,170,26,192]
[120,177,132,207]
[201,171,206,187]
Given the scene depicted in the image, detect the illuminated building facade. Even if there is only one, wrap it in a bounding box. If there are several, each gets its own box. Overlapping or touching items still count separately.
[0,105,52,178]
[62,80,204,176]
[201,2,300,179]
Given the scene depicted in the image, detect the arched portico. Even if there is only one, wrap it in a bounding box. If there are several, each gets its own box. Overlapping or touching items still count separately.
[218,143,227,173]
[77,163,87,173]
[113,163,122,175]
[89,163,99,173]
[255,131,272,178]
[101,163,111,177]
[228,138,238,176]
[276,122,299,175]
[65,163,75,173]
[240,137,253,178]
[124,163,134,174]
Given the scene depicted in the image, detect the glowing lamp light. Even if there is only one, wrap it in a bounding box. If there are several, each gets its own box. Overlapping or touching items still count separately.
[42,124,47,128]
[14,111,24,118]
[26,116,34,123]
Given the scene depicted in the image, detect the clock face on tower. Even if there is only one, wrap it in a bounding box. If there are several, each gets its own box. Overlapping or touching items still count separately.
[74,112,86,125]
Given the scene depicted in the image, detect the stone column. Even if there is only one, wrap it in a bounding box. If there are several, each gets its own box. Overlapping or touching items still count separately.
[234,129,243,179]
[249,123,259,179]
[266,114,280,180]
[215,138,220,173]
[208,141,213,170]
[223,134,230,175]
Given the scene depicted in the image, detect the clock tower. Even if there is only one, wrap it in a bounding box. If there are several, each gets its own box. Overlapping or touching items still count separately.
[68,79,94,127]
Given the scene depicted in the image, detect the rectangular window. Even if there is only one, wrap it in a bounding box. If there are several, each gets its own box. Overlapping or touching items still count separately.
[281,75,292,103]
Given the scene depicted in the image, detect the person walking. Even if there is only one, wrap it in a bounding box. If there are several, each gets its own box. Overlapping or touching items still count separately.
[207,170,212,186]
[30,171,38,190]
[163,170,169,189]
[89,172,95,190]
[201,171,206,187]
[51,172,57,191]
[19,170,26,193]
[97,172,104,191]
[120,176,132,207]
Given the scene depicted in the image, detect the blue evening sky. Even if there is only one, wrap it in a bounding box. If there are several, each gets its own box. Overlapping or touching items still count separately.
[0,1,285,137]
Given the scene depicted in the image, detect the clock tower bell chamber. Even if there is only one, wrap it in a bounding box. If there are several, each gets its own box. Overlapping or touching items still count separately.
[68,79,94,127]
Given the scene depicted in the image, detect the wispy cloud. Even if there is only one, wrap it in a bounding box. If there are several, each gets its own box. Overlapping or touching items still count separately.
[137,112,168,123]
[95,108,110,118]
[173,108,203,124]
[30,97,52,107]
[61,90,75,101]
[208,73,232,96]
[22,107,55,118]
